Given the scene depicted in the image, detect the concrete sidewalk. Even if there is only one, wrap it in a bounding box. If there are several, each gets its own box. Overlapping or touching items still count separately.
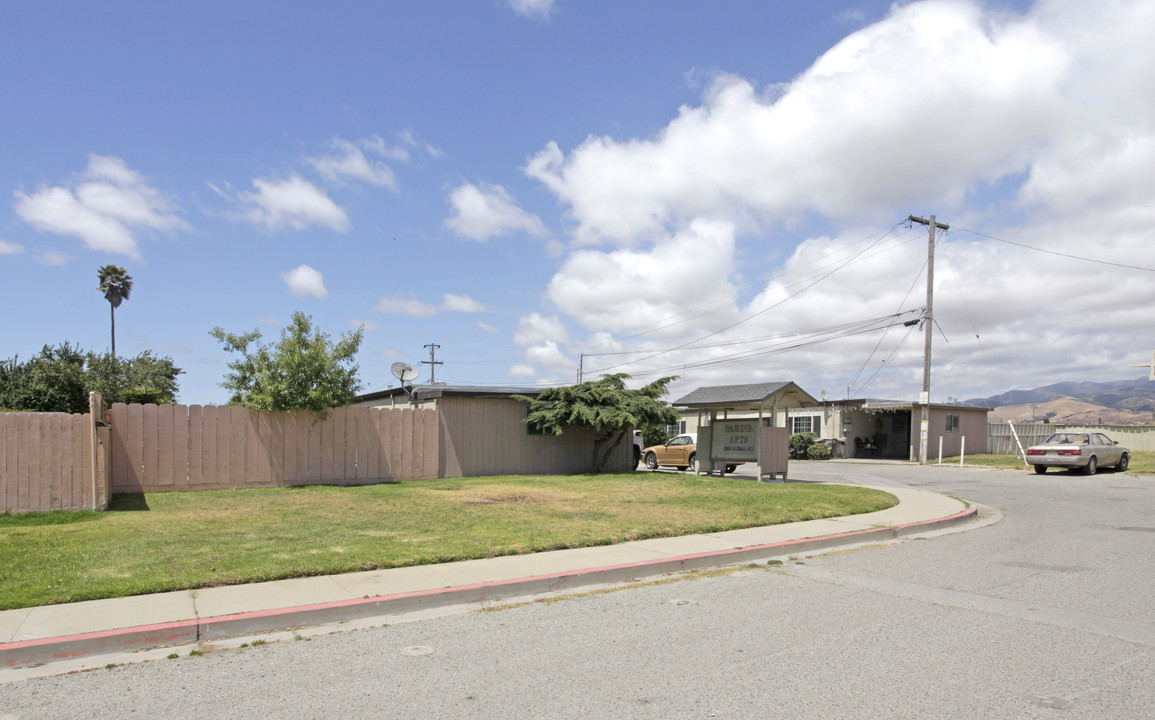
[0,485,976,673]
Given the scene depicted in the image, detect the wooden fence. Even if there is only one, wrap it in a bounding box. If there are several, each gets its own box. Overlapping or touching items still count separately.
[0,394,109,513]
[109,404,439,494]
[988,422,1155,454]
[5,397,622,512]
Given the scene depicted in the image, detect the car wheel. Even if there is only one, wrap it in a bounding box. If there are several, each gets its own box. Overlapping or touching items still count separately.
[1116,453,1129,472]
[645,452,658,470]
[725,464,737,473]
[634,447,642,467]
[687,453,696,472]
[1083,456,1097,476]
[1034,465,1047,475]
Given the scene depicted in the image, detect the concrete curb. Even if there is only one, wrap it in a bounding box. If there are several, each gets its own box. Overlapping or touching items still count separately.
[0,505,976,670]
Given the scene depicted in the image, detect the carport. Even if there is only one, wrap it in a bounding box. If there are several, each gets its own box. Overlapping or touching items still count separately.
[673,382,821,480]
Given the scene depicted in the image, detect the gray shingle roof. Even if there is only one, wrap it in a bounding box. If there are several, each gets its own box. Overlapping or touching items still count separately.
[674,381,803,406]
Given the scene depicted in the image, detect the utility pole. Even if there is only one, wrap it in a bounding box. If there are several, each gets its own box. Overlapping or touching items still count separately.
[422,343,443,384]
[908,214,949,464]
[577,353,584,384]
[1129,350,1155,381]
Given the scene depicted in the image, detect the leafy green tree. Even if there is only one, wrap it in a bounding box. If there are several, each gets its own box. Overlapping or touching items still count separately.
[85,351,183,405]
[0,343,88,413]
[210,312,364,414]
[97,265,133,358]
[515,373,681,472]
[638,421,672,450]
[0,344,182,412]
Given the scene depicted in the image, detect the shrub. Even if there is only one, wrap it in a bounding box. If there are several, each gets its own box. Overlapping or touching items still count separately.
[807,443,831,461]
[789,432,816,460]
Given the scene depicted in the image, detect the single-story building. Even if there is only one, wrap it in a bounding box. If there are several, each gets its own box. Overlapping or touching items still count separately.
[784,399,989,460]
[671,385,989,462]
[354,384,634,477]
[673,381,822,431]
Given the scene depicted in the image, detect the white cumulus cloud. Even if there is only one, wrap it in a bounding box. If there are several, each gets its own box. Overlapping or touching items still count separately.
[281,264,328,299]
[507,363,537,379]
[514,312,569,348]
[0,239,24,255]
[350,318,378,331]
[441,293,485,313]
[445,182,546,241]
[506,0,554,20]
[526,2,1068,246]
[375,293,439,317]
[512,0,1155,398]
[309,137,400,190]
[375,292,487,317]
[13,155,186,259]
[235,175,349,232]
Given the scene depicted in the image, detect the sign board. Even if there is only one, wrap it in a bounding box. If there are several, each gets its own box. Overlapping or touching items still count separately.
[710,420,760,461]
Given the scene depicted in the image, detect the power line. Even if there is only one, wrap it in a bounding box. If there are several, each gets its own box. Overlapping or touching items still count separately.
[955,228,1155,272]
[582,311,919,359]
[853,322,920,396]
[937,237,986,356]
[589,222,911,376]
[601,311,921,381]
[582,221,916,348]
[847,253,929,394]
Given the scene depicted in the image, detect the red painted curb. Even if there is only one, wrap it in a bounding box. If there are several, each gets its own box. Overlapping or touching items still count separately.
[1,505,979,669]
[1,620,199,669]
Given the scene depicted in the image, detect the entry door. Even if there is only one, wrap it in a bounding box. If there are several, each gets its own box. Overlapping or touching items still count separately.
[892,413,910,457]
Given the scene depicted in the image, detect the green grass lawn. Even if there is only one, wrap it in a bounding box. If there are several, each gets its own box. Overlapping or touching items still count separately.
[0,474,896,611]
[949,451,1155,474]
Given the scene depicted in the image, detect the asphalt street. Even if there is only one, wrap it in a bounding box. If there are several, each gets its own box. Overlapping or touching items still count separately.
[2,463,1152,719]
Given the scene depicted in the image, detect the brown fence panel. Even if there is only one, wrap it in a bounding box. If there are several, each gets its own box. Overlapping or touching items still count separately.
[68,413,83,509]
[277,411,297,485]
[187,405,204,486]
[104,404,440,493]
[1,415,11,511]
[342,408,358,480]
[0,411,103,513]
[43,414,58,509]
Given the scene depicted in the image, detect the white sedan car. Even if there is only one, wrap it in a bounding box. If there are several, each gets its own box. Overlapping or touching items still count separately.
[1026,432,1129,475]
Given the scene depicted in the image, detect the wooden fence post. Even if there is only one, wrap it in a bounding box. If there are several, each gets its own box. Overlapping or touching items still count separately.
[88,392,110,510]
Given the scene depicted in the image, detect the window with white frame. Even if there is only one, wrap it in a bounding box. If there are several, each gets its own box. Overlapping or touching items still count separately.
[790,415,820,435]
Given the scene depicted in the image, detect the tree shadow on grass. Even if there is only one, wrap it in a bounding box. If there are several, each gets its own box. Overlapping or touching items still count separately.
[109,494,151,512]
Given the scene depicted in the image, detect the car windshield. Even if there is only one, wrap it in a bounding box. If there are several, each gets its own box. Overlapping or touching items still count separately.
[1045,433,1089,445]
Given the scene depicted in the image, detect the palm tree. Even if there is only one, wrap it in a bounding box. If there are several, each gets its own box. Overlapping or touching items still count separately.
[97,265,133,358]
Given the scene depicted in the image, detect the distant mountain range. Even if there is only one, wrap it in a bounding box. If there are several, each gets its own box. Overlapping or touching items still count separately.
[965,377,1155,425]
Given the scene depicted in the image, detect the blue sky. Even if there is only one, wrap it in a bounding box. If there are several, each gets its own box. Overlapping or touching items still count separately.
[3,0,1153,406]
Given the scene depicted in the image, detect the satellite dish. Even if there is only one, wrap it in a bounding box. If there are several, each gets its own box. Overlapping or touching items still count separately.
[390,362,418,384]
[820,389,829,401]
